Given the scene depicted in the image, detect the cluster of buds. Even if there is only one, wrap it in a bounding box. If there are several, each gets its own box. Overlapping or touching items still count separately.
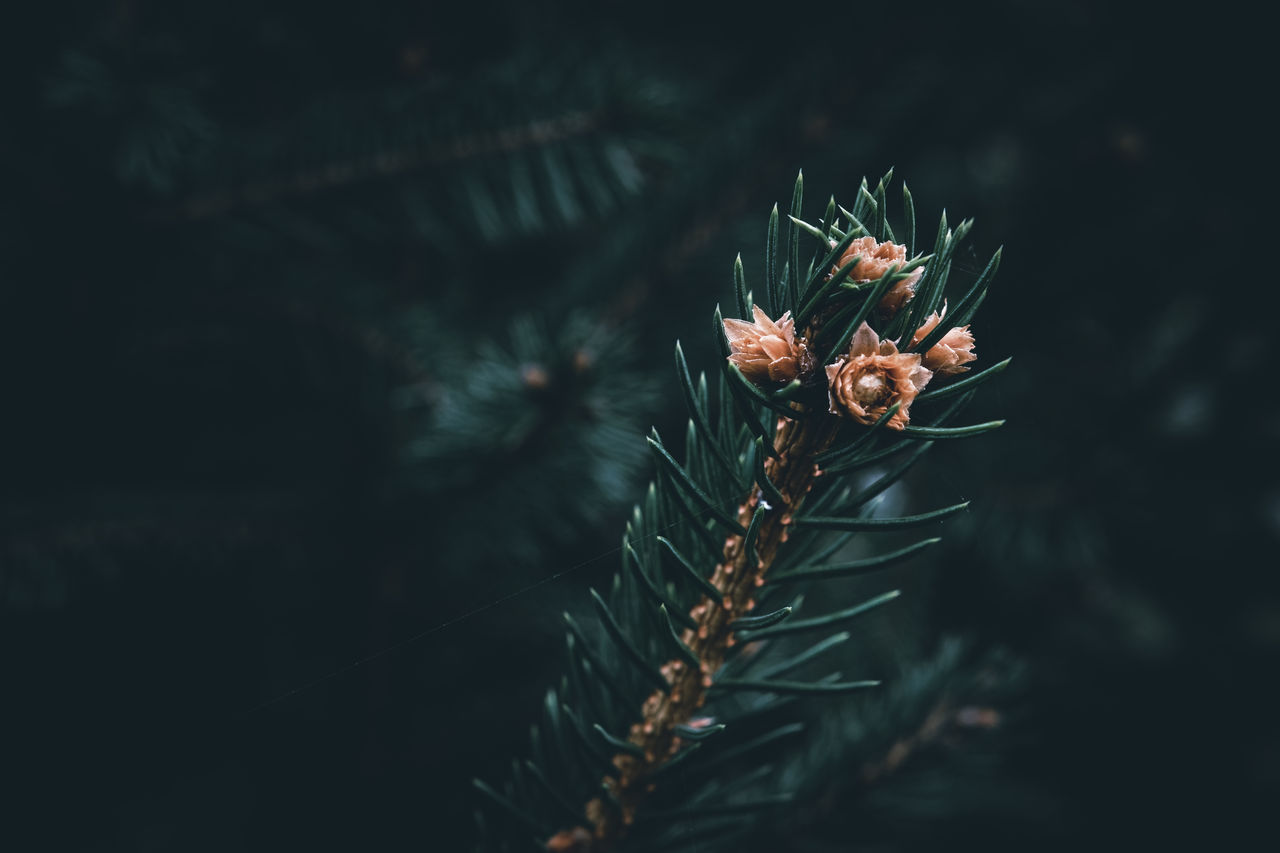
[724,238,975,429]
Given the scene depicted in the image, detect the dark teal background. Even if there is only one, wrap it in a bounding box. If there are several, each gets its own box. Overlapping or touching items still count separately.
[1,2,1273,850]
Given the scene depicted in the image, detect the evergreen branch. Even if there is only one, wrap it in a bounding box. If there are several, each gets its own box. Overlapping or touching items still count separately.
[481,175,1007,852]
[588,408,843,840]
[165,111,603,220]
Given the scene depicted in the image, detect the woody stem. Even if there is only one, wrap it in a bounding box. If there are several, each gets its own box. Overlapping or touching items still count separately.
[585,406,840,846]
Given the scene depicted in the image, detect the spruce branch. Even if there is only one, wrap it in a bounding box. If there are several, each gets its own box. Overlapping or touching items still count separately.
[164,110,603,221]
[587,406,843,840]
[476,172,1008,853]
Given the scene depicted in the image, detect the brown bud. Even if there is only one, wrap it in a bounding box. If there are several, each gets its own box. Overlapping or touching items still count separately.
[723,305,811,385]
[832,236,922,314]
[909,308,977,377]
[826,322,932,430]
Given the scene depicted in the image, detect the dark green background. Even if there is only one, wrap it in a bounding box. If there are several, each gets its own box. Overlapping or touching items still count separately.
[2,2,1273,850]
